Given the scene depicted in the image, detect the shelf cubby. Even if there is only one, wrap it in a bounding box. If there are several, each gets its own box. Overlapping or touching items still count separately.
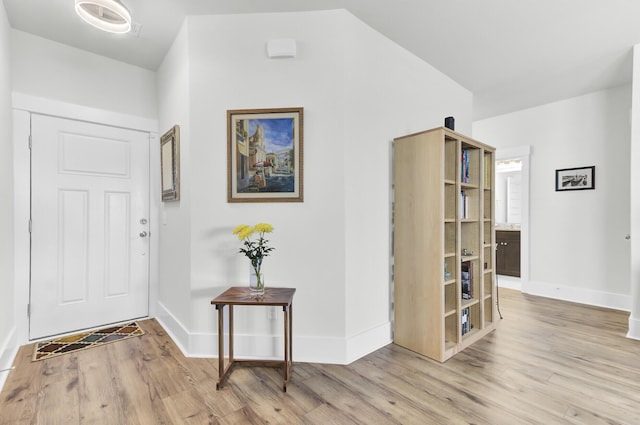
[445,313,458,347]
[462,302,480,339]
[461,222,481,255]
[483,189,492,220]
[444,254,456,283]
[444,282,456,315]
[483,246,492,271]
[461,143,481,187]
[445,183,457,220]
[484,296,493,324]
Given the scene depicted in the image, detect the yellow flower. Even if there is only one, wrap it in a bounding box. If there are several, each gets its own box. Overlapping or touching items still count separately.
[232,223,275,274]
[254,223,274,233]
[237,227,255,240]
[232,224,250,235]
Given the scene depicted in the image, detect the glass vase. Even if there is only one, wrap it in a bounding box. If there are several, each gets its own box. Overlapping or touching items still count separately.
[249,266,265,296]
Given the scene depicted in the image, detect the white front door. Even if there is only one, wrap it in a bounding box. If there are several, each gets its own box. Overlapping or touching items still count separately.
[30,114,150,339]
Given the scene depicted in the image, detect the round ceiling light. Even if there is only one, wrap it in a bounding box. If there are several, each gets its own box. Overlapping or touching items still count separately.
[75,0,132,34]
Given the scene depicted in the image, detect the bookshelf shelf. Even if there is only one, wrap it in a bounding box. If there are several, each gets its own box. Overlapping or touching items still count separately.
[461,327,480,340]
[393,126,496,362]
[461,183,479,189]
[462,297,480,306]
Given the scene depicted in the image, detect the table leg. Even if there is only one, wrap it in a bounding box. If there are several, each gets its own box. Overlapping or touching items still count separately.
[216,305,224,389]
[283,305,288,391]
[229,305,234,364]
[216,304,237,390]
[289,303,293,372]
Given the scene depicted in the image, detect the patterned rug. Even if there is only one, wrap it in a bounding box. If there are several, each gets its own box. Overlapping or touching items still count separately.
[32,321,145,361]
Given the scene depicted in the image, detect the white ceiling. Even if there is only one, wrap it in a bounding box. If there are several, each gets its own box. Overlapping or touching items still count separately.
[4,0,640,119]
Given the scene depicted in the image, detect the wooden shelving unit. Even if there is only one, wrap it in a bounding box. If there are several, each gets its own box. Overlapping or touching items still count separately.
[393,126,496,362]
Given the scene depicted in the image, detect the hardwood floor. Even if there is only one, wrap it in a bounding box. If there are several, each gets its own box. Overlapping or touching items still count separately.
[1,289,639,424]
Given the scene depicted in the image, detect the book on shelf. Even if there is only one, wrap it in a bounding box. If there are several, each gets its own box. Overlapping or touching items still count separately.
[484,154,491,187]
[461,307,470,335]
[461,149,470,183]
[459,190,469,219]
[461,260,473,300]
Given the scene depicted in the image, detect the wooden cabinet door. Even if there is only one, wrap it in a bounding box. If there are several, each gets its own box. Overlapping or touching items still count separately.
[496,231,521,277]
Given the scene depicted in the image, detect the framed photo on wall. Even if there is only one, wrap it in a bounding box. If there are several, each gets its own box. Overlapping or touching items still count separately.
[161,125,180,201]
[555,166,595,191]
[227,107,303,202]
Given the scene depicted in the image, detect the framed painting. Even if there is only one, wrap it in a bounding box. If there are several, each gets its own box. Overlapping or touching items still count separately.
[227,107,303,202]
[161,125,180,201]
[555,166,595,191]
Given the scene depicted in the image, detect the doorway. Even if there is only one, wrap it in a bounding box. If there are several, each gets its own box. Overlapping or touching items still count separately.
[495,146,530,290]
[29,114,151,339]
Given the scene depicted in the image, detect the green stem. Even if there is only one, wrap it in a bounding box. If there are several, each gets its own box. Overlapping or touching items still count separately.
[253,264,263,289]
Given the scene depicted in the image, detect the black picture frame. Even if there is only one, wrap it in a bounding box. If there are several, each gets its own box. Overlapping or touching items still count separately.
[555,166,595,191]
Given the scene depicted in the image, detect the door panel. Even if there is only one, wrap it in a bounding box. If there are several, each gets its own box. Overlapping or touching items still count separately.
[496,230,521,277]
[30,114,150,339]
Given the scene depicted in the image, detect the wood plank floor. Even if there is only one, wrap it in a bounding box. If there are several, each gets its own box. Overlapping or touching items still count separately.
[1,289,639,424]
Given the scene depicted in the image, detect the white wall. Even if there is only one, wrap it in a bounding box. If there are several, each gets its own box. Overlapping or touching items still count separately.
[342,14,471,359]
[155,22,193,347]
[156,10,472,363]
[474,86,631,310]
[0,0,16,390]
[11,30,157,119]
[628,45,640,340]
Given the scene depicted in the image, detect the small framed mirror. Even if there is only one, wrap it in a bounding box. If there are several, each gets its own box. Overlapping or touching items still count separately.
[161,125,180,201]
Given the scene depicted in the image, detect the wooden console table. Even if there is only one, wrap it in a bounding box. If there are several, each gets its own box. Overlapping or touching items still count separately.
[210,286,296,392]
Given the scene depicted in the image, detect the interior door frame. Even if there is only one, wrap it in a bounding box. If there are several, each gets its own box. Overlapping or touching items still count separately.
[13,93,160,343]
[495,145,531,290]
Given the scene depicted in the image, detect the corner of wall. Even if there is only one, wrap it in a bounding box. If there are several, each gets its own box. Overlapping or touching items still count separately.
[155,301,191,358]
[345,322,392,364]
[0,326,18,393]
[627,316,640,340]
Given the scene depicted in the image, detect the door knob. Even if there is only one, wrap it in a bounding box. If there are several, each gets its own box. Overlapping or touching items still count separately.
[625,234,631,240]
[140,231,148,238]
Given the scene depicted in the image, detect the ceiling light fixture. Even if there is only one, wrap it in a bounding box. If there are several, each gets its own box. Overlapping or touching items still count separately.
[75,0,132,34]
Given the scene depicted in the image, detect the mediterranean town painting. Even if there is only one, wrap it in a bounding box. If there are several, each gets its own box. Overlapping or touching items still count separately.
[227,108,303,202]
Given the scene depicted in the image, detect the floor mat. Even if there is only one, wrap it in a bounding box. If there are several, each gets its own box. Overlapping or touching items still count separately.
[32,321,144,361]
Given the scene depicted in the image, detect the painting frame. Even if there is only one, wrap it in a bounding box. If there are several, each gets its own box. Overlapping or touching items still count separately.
[227,107,304,203]
[555,166,595,191]
[161,125,180,201]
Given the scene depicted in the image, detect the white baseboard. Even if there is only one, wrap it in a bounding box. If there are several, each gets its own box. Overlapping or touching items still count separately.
[346,322,392,364]
[155,301,390,365]
[154,301,192,358]
[522,280,631,312]
[0,326,19,393]
[496,275,522,291]
[628,316,640,340]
